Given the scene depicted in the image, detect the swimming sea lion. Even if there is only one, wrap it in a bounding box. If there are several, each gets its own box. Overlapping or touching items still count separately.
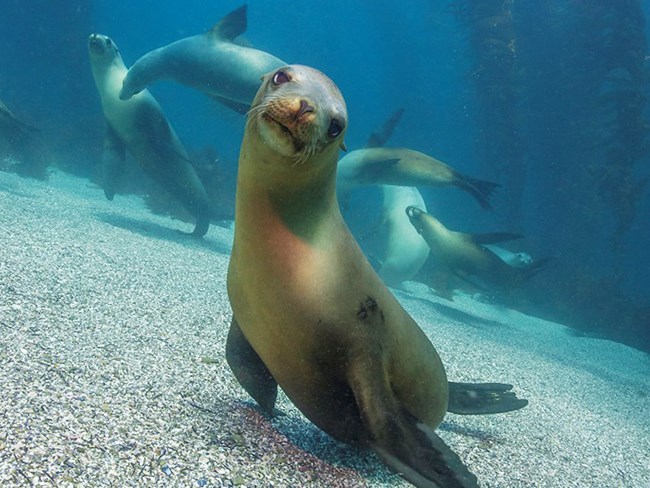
[88,33,212,236]
[226,64,528,487]
[337,147,500,209]
[406,206,549,292]
[119,5,285,114]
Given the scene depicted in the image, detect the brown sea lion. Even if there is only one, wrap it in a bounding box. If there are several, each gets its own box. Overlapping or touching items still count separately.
[406,206,550,293]
[226,64,527,487]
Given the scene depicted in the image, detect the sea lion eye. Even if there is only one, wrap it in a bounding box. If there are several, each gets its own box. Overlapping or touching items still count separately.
[106,38,112,46]
[328,118,344,138]
[272,70,290,85]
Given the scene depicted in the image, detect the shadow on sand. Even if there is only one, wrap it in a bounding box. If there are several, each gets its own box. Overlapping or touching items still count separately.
[94,211,232,255]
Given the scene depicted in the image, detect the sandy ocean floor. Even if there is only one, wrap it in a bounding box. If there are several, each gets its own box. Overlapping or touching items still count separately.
[0,169,648,488]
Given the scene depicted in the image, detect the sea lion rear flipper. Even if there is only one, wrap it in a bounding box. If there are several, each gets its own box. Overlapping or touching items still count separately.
[455,175,500,210]
[226,316,278,415]
[101,124,127,201]
[447,382,528,415]
[348,362,477,488]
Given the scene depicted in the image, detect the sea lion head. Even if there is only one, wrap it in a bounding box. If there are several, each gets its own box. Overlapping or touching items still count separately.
[247,64,347,166]
[87,34,122,69]
[405,206,427,234]
[511,252,533,268]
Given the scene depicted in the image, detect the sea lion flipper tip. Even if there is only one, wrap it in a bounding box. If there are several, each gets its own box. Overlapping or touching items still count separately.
[457,175,500,210]
[447,382,529,415]
[370,421,478,488]
[210,4,247,41]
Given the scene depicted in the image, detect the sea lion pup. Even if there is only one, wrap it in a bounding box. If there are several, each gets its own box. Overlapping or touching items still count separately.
[88,33,212,237]
[406,206,550,291]
[119,5,285,114]
[226,64,528,488]
[337,147,499,209]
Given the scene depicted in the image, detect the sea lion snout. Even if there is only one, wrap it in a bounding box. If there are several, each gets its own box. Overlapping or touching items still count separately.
[88,34,114,57]
[297,99,315,117]
[278,97,317,133]
[405,206,425,233]
[405,205,423,219]
[88,34,104,53]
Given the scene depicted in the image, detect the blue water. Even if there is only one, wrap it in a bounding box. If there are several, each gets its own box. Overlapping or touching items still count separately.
[1,0,649,352]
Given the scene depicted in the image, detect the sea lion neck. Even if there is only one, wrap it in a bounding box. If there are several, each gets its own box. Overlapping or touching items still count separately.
[235,134,341,242]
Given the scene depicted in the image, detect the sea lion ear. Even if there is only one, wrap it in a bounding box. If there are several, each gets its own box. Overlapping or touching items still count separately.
[339,141,348,152]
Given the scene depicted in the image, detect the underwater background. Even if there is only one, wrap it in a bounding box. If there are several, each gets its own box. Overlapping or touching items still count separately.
[2,0,648,351]
[1,2,650,487]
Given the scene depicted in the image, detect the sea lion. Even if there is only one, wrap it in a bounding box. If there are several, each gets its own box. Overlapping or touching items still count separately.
[88,33,212,236]
[337,147,500,209]
[226,64,528,487]
[119,5,285,114]
[377,185,430,287]
[406,206,549,293]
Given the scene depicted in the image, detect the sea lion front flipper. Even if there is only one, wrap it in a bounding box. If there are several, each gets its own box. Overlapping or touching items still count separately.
[101,123,127,201]
[469,232,524,245]
[225,316,278,415]
[365,107,405,148]
[447,382,528,415]
[210,4,247,41]
[348,362,477,488]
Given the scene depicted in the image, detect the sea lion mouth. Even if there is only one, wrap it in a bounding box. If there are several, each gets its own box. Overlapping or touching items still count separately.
[263,113,294,138]
[261,113,306,153]
[88,37,105,55]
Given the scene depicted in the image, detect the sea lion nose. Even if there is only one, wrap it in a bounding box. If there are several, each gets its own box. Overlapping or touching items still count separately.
[405,206,421,219]
[297,99,314,118]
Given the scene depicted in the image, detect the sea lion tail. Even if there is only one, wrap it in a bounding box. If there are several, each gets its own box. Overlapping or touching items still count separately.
[447,382,528,415]
[456,175,500,210]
